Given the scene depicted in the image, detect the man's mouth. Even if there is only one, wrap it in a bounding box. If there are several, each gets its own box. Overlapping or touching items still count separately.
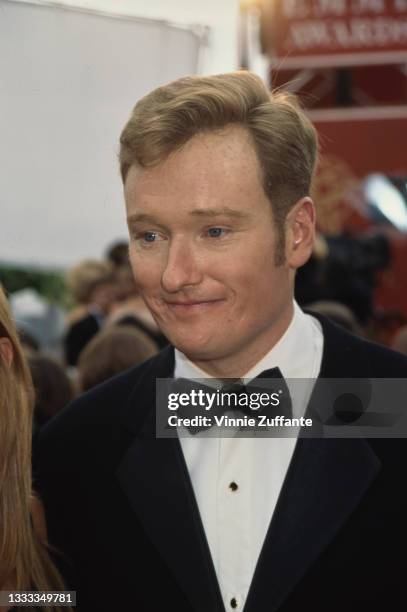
[165,299,224,312]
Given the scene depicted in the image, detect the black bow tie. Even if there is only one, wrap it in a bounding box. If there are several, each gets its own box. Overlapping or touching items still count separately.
[171,367,292,435]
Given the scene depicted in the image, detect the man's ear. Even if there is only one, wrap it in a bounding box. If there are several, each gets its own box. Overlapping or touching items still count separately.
[0,337,13,368]
[286,197,316,270]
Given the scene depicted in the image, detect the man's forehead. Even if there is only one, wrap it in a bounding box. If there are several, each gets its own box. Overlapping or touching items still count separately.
[124,126,263,202]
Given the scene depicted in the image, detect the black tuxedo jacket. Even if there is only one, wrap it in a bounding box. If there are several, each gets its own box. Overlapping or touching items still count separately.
[34,316,407,612]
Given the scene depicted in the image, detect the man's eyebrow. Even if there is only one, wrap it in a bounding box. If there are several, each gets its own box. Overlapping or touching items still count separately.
[127,213,159,225]
[127,208,250,225]
[190,207,250,219]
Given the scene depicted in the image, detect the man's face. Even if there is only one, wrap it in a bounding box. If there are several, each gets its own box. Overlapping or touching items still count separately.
[124,127,298,375]
[89,282,117,315]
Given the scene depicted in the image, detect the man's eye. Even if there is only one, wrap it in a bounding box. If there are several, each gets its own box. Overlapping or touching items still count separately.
[143,232,157,242]
[207,227,226,238]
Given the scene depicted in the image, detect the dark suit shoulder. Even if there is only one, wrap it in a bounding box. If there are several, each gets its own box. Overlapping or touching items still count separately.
[33,347,174,497]
[314,313,407,377]
[358,336,407,376]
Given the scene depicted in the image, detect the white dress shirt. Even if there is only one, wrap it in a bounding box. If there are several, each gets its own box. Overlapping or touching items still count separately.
[175,302,324,611]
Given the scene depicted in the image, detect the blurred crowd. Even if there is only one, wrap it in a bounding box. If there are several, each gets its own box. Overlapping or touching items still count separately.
[2,237,407,434]
[8,241,167,434]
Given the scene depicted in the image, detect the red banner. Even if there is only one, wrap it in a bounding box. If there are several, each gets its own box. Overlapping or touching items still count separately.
[264,0,407,68]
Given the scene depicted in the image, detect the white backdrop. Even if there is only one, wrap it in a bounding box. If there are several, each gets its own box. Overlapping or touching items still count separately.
[54,0,240,76]
[0,0,208,267]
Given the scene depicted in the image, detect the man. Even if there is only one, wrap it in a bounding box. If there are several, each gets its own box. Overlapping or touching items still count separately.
[64,259,117,366]
[35,72,407,611]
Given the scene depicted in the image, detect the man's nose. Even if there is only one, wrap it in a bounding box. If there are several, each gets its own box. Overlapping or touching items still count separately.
[161,239,203,293]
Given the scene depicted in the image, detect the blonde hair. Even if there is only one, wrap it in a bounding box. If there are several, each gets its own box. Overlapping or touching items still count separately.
[119,70,318,260]
[0,285,70,612]
[67,259,114,305]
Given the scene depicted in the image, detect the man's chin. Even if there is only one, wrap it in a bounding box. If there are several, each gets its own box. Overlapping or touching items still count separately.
[170,336,224,362]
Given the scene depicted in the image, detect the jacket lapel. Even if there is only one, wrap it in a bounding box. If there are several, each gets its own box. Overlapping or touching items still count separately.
[244,436,380,612]
[116,348,225,612]
[245,314,382,611]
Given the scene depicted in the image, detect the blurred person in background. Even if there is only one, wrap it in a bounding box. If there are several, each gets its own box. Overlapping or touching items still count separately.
[77,324,158,392]
[295,231,390,326]
[392,325,407,356]
[305,300,362,335]
[17,328,40,357]
[105,239,130,268]
[0,286,70,612]
[366,310,407,348]
[29,355,75,429]
[109,262,168,348]
[64,259,116,367]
